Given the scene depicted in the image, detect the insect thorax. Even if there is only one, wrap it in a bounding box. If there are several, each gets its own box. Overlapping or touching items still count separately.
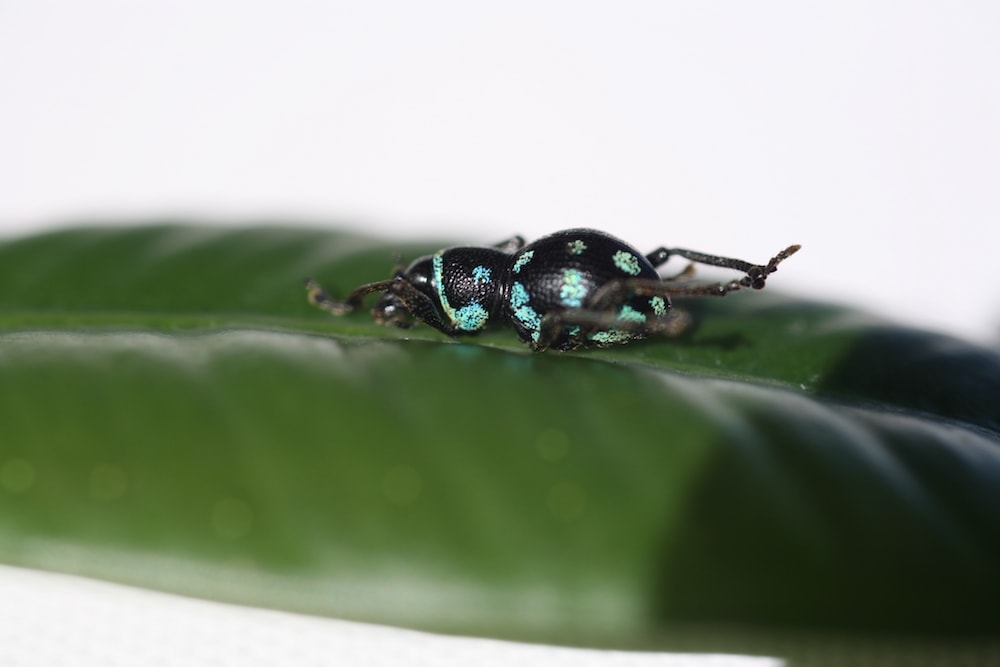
[431,247,510,332]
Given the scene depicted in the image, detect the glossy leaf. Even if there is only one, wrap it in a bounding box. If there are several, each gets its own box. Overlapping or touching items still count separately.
[1,225,999,660]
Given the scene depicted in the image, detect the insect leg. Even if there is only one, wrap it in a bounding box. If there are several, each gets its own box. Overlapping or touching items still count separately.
[645,244,801,289]
[534,305,690,351]
[383,279,458,335]
[661,263,697,282]
[493,235,527,253]
[304,278,395,315]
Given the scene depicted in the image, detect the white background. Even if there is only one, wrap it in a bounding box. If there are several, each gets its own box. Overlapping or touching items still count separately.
[1,1,999,344]
[0,565,780,667]
[1,3,998,663]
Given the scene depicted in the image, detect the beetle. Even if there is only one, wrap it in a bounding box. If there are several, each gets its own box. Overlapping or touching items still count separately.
[305,228,800,352]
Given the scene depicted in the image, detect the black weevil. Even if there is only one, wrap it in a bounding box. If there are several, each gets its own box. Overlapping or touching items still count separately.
[306,228,800,352]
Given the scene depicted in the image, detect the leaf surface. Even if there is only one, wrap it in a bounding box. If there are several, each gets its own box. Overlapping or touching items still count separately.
[1,225,998,659]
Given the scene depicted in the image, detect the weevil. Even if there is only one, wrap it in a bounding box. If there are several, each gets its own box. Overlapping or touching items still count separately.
[306,228,800,352]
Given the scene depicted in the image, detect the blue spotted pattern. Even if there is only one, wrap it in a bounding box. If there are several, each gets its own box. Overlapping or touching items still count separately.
[612,250,641,276]
[588,329,632,345]
[472,265,492,285]
[617,304,646,323]
[432,253,446,293]
[454,303,489,330]
[510,281,541,341]
[566,240,587,255]
[512,250,534,274]
[650,296,667,317]
[586,304,648,345]
[559,268,587,308]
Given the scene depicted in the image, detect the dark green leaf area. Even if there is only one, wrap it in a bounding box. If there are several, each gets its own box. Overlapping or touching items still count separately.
[610,297,1000,433]
[656,383,1000,634]
[1,331,998,644]
[818,326,1000,432]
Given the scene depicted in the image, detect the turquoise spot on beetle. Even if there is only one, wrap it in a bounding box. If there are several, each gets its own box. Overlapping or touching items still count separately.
[511,281,530,308]
[472,265,492,285]
[432,252,448,302]
[559,268,587,308]
[617,305,646,323]
[513,250,534,274]
[510,281,542,341]
[612,250,641,276]
[566,240,587,255]
[650,295,667,317]
[454,303,489,331]
[588,329,632,345]
[588,305,646,344]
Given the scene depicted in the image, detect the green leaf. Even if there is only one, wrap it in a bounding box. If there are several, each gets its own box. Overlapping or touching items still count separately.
[1,225,999,660]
